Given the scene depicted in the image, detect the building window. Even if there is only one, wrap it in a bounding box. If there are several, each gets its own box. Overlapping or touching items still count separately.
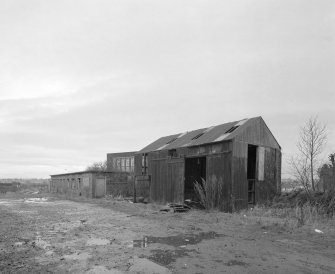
[225,125,239,134]
[192,132,204,140]
[142,154,148,175]
[168,149,177,157]
[132,157,135,172]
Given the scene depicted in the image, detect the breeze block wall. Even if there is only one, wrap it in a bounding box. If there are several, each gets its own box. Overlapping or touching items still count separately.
[106,172,134,197]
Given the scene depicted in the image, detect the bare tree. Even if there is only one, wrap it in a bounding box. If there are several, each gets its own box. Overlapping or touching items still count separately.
[296,116,327,191]
[290,156,311,195]
[329,153,335,167]
[86,160,107,172]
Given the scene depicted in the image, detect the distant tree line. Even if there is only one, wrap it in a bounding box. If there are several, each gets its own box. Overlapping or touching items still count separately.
[85,160,107,172]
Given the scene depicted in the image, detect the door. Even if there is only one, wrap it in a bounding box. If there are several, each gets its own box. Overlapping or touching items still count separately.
[184,157,206,202]
[167,159,184,203]
[95,177,106,198]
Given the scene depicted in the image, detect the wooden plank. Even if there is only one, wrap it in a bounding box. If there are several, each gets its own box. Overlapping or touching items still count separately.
[256,147,277,203]
[206,152,232,212]
[167,159,185,203]
[232,141,248,210]
[257,147,265,181]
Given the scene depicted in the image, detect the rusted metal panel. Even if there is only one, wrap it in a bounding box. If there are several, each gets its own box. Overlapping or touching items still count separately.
[134,154,143,176]
[255,148,277,203]
[259,118,281,150]
[206,152,232,212]
[188,142,232,157]
[275,150,282,193]
[167,159,185,203]
[134,175,151,201]
[138,118,251,153]
[134,116,281,211]
[233,117,280,150]
[232,141,248,210]
[150,158,167,203]
[106,173,134,196]
[233,117,261,145]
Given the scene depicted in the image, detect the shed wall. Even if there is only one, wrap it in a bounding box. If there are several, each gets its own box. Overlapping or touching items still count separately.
[106,172,134,196]
[206,152,232,211]
[51,173,93,198]
[232,141,248,210]
[134,142,233,205]
[232,139,281,210]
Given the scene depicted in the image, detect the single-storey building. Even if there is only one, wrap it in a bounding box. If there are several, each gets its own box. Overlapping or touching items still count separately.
[50,171,110,198]
[51,151,136,198]
[134,116,281,211]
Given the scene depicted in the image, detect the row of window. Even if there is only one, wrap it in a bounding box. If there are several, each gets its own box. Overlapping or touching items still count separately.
[112,157,134,172]
[51,178,83,190]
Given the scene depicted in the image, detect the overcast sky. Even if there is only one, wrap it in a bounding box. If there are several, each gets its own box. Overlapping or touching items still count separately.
[0,0,334,178]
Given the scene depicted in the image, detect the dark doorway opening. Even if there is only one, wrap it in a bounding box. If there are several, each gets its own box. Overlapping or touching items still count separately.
[184,157,206,202]
[247,145,257,205]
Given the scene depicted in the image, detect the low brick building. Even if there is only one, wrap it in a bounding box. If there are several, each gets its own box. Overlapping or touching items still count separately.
[51,151,136,198]
[50,171,109,198]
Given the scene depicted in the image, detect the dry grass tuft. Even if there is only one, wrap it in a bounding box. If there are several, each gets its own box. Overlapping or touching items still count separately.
[194,177,223,210]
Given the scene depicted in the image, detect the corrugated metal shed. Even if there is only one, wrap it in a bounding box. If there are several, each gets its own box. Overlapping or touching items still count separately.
[138,118,250,153]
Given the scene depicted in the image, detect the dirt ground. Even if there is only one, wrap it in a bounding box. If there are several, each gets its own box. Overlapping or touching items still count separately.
[1,194,335,274]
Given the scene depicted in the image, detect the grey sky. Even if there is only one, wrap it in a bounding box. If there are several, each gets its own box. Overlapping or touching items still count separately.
[0,0,334,178]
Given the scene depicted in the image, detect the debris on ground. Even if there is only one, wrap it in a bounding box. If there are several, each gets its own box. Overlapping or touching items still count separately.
[160,203,190,213]
[184,199,204,209]
[314,229,324,234]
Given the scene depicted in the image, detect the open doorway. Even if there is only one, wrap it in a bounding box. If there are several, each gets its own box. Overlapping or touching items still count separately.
[247,145,257,205]
[184,157,206,202]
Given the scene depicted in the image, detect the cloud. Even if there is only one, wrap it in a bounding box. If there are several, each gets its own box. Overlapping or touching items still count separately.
[0,0,334,177]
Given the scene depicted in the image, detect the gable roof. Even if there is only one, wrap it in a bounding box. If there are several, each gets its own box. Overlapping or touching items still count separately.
[138,117,253,153]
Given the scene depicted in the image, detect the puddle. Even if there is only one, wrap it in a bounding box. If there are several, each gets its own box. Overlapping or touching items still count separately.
[129,257,171,274]
[224,260,249,267]
[85,266,124,274]
[147,249,194,266]
[130,231,223,266]
[86,238,111,246]
[131,231,223,248]
[276,239,302,245]
[24,198,48,203]
[0,199,24,205]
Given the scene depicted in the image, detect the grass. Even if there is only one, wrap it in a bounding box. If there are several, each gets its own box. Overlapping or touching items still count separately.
[240,191,335,234]
[193,181,335,233]
[194,177,223,210]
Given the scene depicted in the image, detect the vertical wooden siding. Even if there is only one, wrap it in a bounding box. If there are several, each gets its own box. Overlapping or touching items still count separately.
[276,150,282,193]
[255,147,278,203]
[232,141,248,210]
[167,159,184,203]
[206,152,232,212]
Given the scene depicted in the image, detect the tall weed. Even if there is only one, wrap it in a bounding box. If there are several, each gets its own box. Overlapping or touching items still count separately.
[194,177,223,210]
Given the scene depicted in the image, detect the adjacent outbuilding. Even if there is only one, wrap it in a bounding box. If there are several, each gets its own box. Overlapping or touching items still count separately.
[134,116,281,211]
[50,171,109,198]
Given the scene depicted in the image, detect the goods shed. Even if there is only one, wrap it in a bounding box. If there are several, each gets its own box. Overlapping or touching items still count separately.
[134,116,281,211]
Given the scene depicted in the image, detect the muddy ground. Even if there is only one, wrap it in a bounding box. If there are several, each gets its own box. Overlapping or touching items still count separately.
[0,194,335,274]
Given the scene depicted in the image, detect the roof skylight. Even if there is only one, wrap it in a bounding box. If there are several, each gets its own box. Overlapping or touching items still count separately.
[225,125,239,134]
[191,132,205,140]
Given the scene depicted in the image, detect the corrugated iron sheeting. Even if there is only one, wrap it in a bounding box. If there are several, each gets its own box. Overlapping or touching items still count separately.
[138,119,250,153]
